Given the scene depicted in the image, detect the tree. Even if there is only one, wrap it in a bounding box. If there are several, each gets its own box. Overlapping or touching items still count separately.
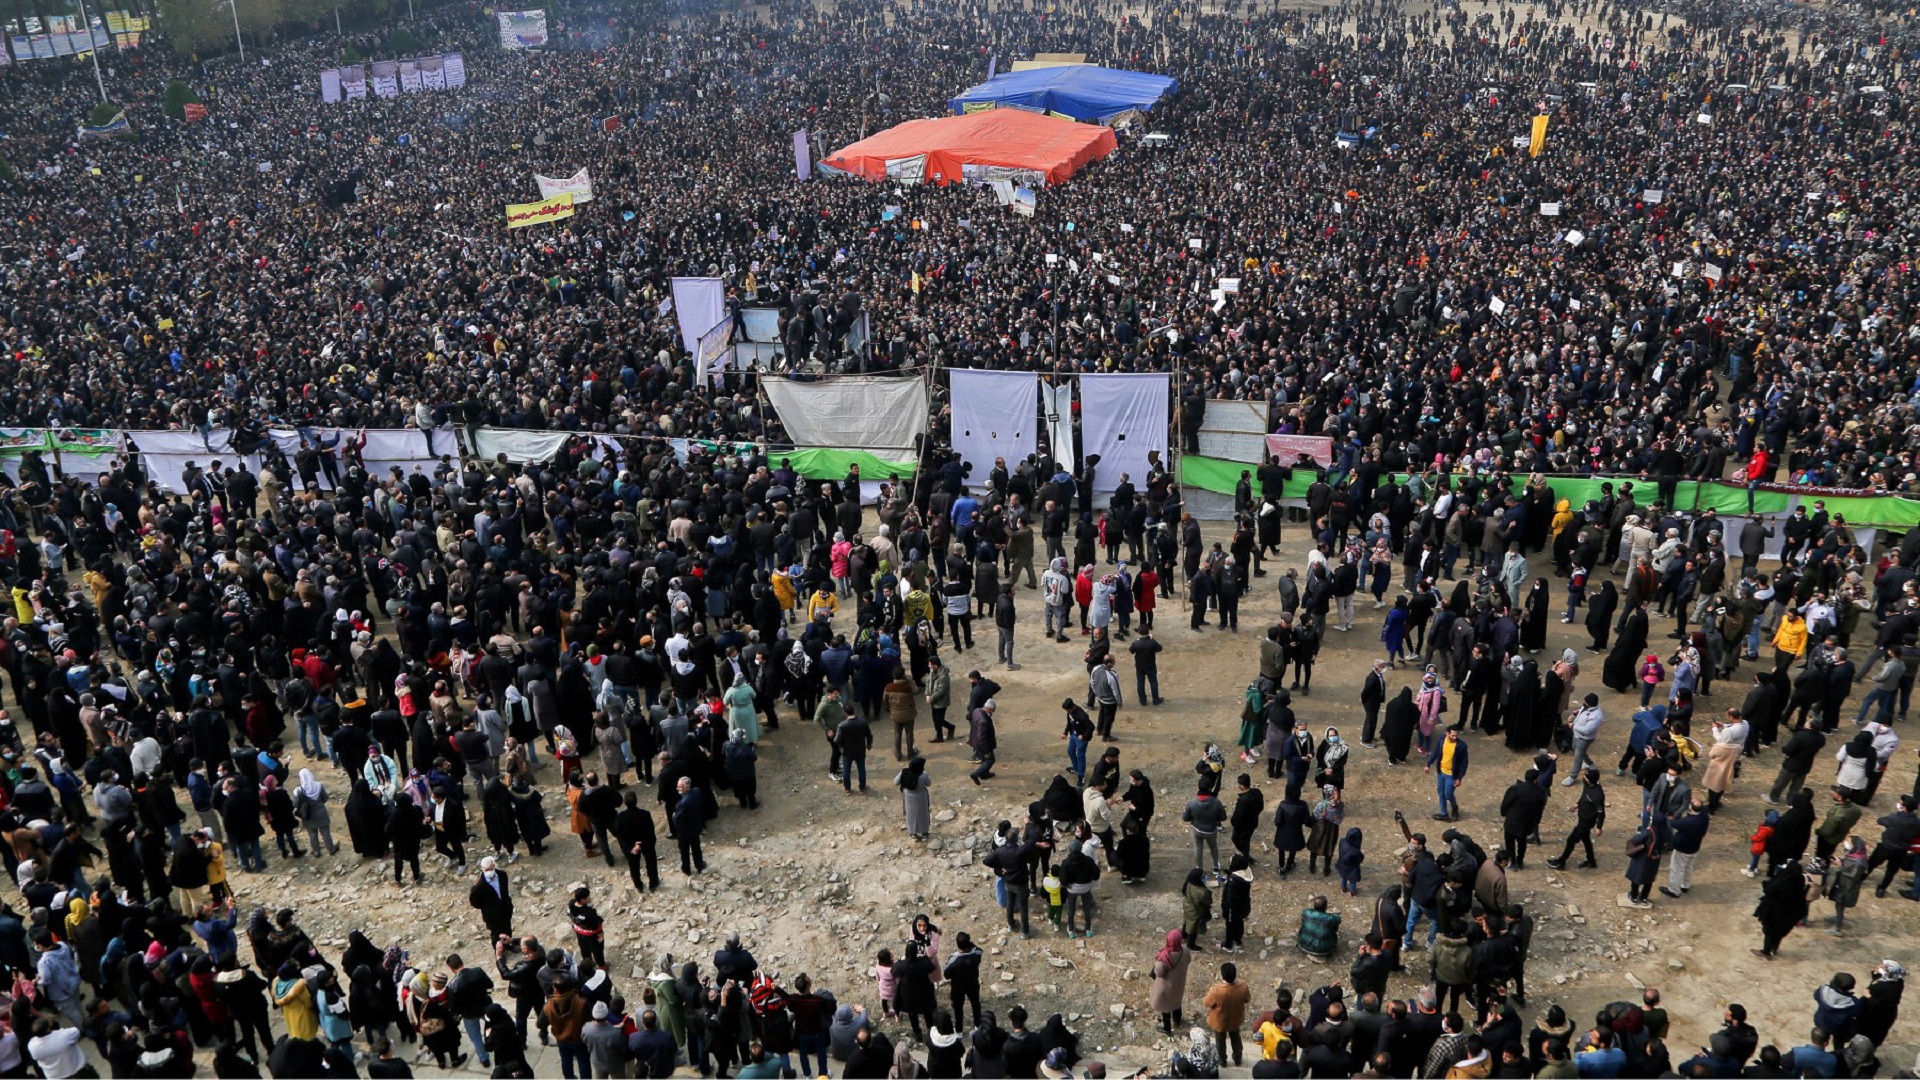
[163,79,203,121]
[157,0,285,56]
[88,102,121,126]
[385,26,419,54]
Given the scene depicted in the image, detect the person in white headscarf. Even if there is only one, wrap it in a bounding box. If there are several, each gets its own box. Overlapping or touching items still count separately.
[293,768,338,856]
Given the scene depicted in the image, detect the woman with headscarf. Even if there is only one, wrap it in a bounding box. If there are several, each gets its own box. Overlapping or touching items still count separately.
[1169,1026,1220,1078]
[1835,730,1877,804]
[412,969,464,1068]
[481,774,522,860]
[260,774,305,860]
[1604,600,1650,692]
[348,960,398,1057]
[509,777,550,856]
[273,960,321,1041]
[1765,788,1816,873]
[648,953,686,1047]
[1753,858,1813,960]
[1585,579,1618,652]
[896,756,931,841]
[1521,578,1551,653]
[724,728,759,810]
[1826,835,1871,934]
[1380,595,1410,667]
[1179,868,1214,950]
[1382,686,1419,766]
[63,898,103,992]
[1306,786,1344,877]
[724,671,760,743]
[343,779,388,858]
[1148,928,1192,1035]
[1623,813,1667,908]
[553,725,582,785]
[1314,728,1349,793]
[484,1001,528,1073]
[1503,658,1541,753]
[1110,813,1149,889]
[967,1010,1007,1079]
[293,768,338,857]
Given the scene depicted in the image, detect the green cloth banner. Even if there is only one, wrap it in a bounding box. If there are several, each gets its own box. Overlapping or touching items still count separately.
[1176,456,1918,528]
[773,447,919,480]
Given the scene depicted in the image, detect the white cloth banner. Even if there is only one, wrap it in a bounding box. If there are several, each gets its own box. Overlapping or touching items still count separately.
[948,370,1037,493]
[319,68,342,103]
[669,277,726,355]
[793,129,812,181]
[128,430,261,495]
[398,59,422,93]
[761,376,929,452]
[370,60,399,98]
[260,427,446,489]
[442,53,466,88]
[1043,380,1075,473]
[535,167,593,204]
[470,428,572,464]
[1078,373,1168,496]
[497,9,548,48]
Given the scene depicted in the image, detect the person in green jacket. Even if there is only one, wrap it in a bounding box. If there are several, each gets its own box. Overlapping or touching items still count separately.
[647,952,685,1048]
[925,657,954,742]
[815,687,848,780]
[1295,895,1342,958]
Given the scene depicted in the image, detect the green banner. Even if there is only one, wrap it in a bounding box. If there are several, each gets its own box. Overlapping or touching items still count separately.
[773,447,919,481]
[1174,457,1917,528]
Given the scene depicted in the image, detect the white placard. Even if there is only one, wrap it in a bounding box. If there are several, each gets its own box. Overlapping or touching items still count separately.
[1568,297,1583,310]
[1643,189,1664,204]
[1187,238,1203,250]
[1696,112,1711,124]
[1702,264,1723,282]
[1218,278,1241,293]
[1489,296,1507,315]
[1540,202,1561,216]
[1564,229,1585,245]
[1045,253,1059,265]
[1672,261,1688,277]
[1106,274,1120,285]
[1333,201,1344,214]
[1119,223,1135,233]
[1512,135,1530,148]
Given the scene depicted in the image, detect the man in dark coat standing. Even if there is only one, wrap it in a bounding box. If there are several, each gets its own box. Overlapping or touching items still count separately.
[469,856,514,938]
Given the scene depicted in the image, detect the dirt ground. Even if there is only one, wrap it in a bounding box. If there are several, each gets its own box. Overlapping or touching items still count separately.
[124,513,1914,1078]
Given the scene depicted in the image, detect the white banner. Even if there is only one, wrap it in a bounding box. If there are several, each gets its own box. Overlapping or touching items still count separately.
[762,376,929,453]
[320,68,342,103]
[370,60,399,98]
[471,428,571,464]
[442,52,466,87]
[668,277,726,355]
[948,370,1037,494]
[1078,373,1168,496]
[535,167,593,204]
[497,9,548,48]
[1043,379,1075,473]
[793,128,812,181]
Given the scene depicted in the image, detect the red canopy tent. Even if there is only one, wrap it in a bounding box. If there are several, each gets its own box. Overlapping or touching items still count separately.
[821,110,1118,186]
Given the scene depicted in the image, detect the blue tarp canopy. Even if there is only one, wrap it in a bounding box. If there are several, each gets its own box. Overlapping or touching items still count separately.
[947,66,1177,122]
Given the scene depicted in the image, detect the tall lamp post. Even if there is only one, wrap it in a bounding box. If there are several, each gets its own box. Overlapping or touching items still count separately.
[229,0,245,62]
[72,0,108,102]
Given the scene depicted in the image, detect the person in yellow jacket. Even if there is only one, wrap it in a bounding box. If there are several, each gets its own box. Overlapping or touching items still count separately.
[1772,608,1808,673]
[771,566,797,619]
[205,837,231,902]
[1550,499,1574,538]
[807,586,838,623]
[272,961,320,1039]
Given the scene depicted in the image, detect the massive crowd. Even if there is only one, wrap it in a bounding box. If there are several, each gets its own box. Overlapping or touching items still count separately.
[0,0,1919,1073]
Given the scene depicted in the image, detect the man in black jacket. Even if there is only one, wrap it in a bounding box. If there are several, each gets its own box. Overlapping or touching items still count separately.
[446,953,496,1069]
[1547,770,1607,870]
[467,857,513,938]
[1768,725,1825,803]
[1868,795,1920,897]
[614,790,660,893]
[1498,769,1549,868]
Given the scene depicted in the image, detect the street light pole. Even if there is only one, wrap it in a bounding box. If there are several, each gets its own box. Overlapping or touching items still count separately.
[72,0,107,102]
[230,0,245,62]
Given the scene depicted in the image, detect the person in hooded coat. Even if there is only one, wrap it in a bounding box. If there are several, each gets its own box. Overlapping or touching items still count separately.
[926,1010,965,1076]
[896,756,931,840]
[509,778,551,856]
[1753,859,1811,959]
[1521,579,1551,653]
[1271,792,1310,875]
[1586,581,1618,652]
[481,775,522,857]
[1503,660,1541,752]
[723,729,759,810]
[1604,603,1650,692]
[343,779,389,858]
[1764,788,1816,871]
[1042,774,1083,827]
[485,1001,528,1073]
[1381,687,1419,765]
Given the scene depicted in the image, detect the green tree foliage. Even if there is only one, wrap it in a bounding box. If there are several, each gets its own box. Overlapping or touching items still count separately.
[163,79,204,121]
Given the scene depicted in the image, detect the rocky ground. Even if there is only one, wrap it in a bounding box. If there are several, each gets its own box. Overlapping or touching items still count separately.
[177,521,1920,1077]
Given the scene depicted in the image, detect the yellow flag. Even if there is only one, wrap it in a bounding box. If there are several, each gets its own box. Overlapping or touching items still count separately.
[504,194,576,229]
[1529,114,1549,157]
